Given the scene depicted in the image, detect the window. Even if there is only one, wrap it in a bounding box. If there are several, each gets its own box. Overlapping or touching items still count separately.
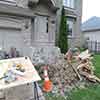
[0,0,16,5]
[46,18,49,33]
[63,0,75,8]
[67,17,75,36]
[67,24,72,36]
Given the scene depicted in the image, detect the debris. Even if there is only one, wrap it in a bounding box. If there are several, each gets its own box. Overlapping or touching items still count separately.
[39,54,79,95]
[69,63,82,81]
[76,50,100,83]
[65,48,73,63]
[36,48,100,96]
[78,49,91,60]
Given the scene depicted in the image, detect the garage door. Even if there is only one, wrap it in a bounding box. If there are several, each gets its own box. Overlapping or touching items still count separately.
[0,29,24,53]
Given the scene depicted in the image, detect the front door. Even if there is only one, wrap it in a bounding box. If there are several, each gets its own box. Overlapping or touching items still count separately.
[34,15,48,42]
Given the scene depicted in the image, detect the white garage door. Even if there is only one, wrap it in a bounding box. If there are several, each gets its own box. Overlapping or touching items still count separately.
[0,29,24,53]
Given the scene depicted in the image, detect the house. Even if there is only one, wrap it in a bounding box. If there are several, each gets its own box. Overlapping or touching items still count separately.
[0,0,83,99]
[82,16,100,42]
[0,0,82,56]
[82,16,100,51]
[56,0,83,48]
[0,0,58,55]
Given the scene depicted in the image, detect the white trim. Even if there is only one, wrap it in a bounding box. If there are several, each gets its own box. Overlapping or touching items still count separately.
[50,0,56,6]
[67,15,77,18]
[63,0,75,8]
[0,0,16,5]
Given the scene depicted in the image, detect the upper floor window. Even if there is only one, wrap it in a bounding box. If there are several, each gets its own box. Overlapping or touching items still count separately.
[0,0,16,5]
[67,17,75,36]
[63,0,75,8]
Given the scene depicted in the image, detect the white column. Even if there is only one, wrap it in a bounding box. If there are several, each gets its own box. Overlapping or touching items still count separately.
[71,0,75,8]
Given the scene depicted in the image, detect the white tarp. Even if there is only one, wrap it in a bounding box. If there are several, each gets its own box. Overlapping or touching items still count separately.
[0,57,41,90]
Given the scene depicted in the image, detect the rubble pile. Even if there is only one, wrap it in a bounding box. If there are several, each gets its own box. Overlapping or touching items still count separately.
[37,54,79,95]
[36,48,100,95]
[77,50,100,83]
[48,54,78,86]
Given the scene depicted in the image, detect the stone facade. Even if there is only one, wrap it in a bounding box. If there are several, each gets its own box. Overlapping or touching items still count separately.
[54,0,83,48]
[0,0,83,100]
[0,0,82,54]
[0,0,58,55]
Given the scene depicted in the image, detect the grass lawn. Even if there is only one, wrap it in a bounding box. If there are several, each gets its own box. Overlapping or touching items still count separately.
[45,54,100,100]
[93,54,100,77]
[68,84,100,100]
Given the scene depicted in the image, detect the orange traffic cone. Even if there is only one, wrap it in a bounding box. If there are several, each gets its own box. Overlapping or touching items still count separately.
[43,66,53,92]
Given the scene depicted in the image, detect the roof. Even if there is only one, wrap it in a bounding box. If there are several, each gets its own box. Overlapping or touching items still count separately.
[82,16,100,32]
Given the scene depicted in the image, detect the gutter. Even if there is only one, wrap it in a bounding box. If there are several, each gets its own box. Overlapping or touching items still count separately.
[82,28,100,33]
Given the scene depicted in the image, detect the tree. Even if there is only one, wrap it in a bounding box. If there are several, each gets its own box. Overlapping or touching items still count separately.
[58,7,68,54]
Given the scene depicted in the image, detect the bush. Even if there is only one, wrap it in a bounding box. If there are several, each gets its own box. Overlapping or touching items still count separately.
[57,7,68,54]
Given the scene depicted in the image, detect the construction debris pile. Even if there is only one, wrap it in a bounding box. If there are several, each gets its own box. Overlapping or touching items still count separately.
[36,48,100,95]
[77,50,100,83]
[48,54,78,86]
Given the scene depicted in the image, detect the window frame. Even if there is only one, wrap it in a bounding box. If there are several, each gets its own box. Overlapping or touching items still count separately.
[63,0,75,9]
[46,17,49,33]
[67,17,76,37]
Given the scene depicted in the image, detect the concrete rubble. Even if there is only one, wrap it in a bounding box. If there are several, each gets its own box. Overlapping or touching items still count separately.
[36,48,100,96]
[30,47,61,65]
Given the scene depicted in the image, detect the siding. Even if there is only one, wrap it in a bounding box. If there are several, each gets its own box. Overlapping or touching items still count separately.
[84,31,100,42]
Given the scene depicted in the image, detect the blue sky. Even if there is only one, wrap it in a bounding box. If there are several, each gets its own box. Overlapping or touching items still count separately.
[82,0,100,22]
